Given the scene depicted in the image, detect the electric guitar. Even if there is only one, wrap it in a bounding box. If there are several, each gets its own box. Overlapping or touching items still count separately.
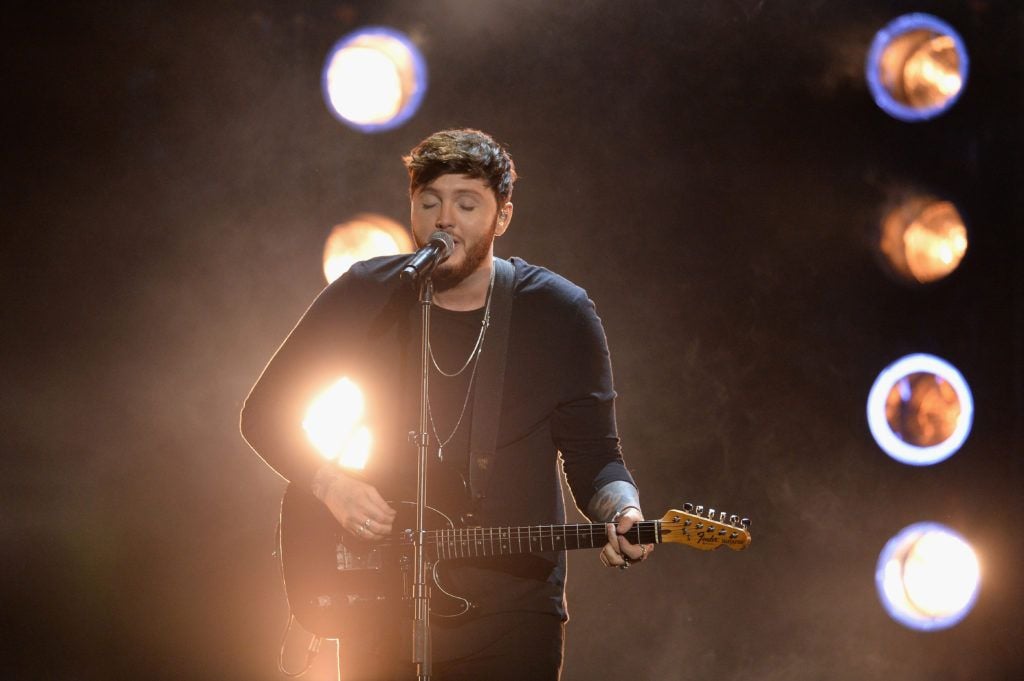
[278,483,751,638]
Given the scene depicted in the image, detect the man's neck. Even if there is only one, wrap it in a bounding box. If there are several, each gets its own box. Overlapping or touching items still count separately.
[432,259,493,311]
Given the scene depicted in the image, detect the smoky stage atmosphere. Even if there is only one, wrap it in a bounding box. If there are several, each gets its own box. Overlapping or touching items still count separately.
[4,1,1022,679]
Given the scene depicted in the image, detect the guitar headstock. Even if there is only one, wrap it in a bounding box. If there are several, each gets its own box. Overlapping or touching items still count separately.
[658,503,751,551]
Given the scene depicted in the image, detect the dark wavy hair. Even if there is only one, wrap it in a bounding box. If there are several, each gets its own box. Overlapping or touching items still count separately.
[403,128,517,205]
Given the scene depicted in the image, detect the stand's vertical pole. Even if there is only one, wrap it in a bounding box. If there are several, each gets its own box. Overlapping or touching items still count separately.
[412,279,433,680]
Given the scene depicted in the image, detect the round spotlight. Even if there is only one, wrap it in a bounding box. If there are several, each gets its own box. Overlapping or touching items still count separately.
[866,354,973,466]
[323,214,413,284]
[876,522,980,631]
[880,195,968,284]
[321,27,427,133]
[866,13,969,121]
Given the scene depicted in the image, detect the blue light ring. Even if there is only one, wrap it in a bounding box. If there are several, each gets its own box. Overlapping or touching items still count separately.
[866,353,974,466]
[865,13,969,122]
[320,26,428,134]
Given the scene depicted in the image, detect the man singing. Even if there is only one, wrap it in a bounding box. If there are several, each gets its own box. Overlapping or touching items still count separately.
[241,128,651,680]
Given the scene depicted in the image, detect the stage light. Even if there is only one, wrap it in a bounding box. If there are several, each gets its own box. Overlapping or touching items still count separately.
[876,522,980,631]
[323,214,413,284]
[880,196,967,284]
[321,27,427,133]
[866,354,973,466]
[866,13,968,122]
[303,377,372,470]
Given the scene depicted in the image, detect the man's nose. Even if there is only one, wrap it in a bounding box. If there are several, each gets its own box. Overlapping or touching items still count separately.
[436,202,456,228]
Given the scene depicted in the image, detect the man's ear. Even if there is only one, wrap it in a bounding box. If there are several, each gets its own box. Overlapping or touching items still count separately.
[496,202,514,236]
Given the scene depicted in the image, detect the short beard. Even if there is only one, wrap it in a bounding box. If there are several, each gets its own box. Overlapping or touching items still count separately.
[430,221,497,293]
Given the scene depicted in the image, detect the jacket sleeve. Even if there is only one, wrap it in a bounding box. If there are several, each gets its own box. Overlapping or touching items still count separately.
[551,289,635,513]
[239,274,357,491]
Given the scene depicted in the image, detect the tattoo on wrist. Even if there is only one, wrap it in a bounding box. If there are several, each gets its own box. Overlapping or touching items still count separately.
[587,481,641,522]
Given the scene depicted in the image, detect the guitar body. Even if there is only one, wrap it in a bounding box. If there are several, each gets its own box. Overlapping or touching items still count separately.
[279,484,466,638]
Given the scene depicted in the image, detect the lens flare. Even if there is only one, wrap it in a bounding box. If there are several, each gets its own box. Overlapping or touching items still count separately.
[866,354,973,466]
[876,523,980,630]
[323,214,413,284]
[322,27,427,133]
[866,13,969,122]
[303,378,372,470]
[880,196,968,284]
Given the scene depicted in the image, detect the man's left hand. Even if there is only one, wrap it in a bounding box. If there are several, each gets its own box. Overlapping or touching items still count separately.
[600,507,653,570]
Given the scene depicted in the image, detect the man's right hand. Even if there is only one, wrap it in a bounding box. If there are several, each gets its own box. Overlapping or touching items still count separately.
[311,465,397,540]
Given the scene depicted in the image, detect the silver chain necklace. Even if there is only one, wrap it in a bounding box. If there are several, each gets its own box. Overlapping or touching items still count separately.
[427,264,496,459]
[428,265,495,377]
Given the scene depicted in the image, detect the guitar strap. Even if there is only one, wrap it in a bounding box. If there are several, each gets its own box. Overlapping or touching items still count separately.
[467,257,515,505]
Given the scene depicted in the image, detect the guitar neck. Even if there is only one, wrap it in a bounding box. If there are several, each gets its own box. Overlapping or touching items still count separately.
[427,521,661,561]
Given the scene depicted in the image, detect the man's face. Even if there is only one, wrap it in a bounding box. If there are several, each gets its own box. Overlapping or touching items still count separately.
[410,173,504,291]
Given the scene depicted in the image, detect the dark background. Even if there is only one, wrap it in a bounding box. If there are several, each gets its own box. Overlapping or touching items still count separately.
[3,1,1021,679]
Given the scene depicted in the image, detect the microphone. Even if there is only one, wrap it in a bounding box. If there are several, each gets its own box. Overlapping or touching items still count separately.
[400,231,454,284]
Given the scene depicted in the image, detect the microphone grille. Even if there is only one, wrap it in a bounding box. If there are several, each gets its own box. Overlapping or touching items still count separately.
[429,231,454,257]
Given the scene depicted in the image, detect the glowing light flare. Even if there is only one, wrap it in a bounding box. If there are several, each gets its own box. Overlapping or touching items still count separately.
[880,197,967,284]
[327,47,404,124]
[323,214,413,284]
[867,354,973,466]
[322,27,427,133]
[303,378,372,470]
[866,14,969,122]
[876,523,981,630]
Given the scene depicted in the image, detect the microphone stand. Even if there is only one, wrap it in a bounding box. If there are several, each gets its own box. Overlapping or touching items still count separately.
[411,276,433,680]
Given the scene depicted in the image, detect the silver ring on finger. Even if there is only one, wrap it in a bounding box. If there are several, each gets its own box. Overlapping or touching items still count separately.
[363,517,372,530]
[356,525,365,535]
[618,559,630,571]
[639,545,647,560]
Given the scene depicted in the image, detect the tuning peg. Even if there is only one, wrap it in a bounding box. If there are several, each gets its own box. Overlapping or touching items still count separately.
[695,505,704,516]
[707,507,715,519]
[719,511,727,522]
[729,514,739,526]
[741,518,751,528]
[683,502,694,513]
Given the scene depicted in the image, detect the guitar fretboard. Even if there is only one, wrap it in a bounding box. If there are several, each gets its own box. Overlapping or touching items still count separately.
[428,521,662,560]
